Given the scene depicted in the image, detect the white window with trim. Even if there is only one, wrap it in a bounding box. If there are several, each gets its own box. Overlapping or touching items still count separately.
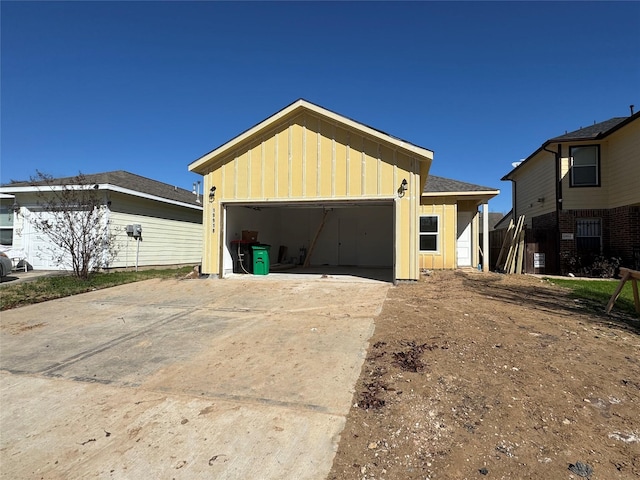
[570,145,599,187]
[419,215,439,252]
[576,218,602,255]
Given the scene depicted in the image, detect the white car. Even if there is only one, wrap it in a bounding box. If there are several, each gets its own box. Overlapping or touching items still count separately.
[0,252,13,278]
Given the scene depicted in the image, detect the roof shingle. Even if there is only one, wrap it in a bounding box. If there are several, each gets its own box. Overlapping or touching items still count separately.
[502,111,639,181]
[549,117,628,141]
[4,170,201,206]
[424,175,498,194]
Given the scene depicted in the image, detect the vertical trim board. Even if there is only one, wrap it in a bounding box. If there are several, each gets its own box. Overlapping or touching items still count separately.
[302,118,307,197]
[346,133,350,196]
[260,140,265,198]
[288,123,293,198]
[331,125,336,197]
[361,137,366,196]
[274,132,279,197]
[317,121,321,197]
[377,144,382,196]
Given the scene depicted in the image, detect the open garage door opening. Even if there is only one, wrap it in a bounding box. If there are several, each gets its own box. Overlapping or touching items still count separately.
[223,202,394,282]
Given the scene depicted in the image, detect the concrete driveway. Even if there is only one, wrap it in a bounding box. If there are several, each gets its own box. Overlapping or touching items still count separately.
[0,274,390,479]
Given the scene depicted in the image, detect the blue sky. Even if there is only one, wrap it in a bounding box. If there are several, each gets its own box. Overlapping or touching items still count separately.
[2,1,638,213]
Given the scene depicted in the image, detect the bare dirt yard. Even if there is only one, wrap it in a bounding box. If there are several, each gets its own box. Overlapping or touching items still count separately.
[329,270,640,480]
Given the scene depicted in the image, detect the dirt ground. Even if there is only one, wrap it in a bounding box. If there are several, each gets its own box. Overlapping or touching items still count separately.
[329,270,640,480]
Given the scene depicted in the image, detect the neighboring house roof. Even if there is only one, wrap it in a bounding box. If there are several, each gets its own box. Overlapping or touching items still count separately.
[502,111,640,181]
[1,170,203,210]
[548,117,628,142]
[493,209,513,230]
[423,175,499,195]
[479,212,506,232]
[189,98,434,174]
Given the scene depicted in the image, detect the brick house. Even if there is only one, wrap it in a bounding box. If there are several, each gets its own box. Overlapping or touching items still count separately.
[501,110,640,274]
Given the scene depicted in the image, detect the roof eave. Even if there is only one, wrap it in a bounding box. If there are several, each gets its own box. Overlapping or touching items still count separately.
[103,185,203,210]
[503,134,610,181]
[504,112,639,181]
[422,190,500,197]
[0,184,203,210]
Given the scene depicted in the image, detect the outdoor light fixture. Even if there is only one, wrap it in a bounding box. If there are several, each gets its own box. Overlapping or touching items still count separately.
[209,186,217,202]
[193,181,201,203]
[398,178,408,197]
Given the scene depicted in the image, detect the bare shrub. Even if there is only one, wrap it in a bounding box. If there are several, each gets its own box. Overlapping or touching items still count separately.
[23,171,118,279]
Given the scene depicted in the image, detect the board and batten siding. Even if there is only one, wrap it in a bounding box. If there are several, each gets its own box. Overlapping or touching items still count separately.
[200,111,424,280]
[209,115,414,200]
[512,151,556,226]
[418,198,456,270]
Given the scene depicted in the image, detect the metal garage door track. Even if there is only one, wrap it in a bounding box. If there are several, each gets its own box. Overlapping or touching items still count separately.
[0,276,389,479]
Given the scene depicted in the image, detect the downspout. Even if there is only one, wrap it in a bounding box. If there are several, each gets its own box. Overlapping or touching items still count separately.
[506,178,516,221]
[543,144,561,273]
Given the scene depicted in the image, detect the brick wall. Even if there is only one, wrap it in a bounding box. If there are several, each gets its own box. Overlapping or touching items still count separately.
[515,206,638,274]
[555,206,640,272]
[608,206,640,267]
[531,211,556,230]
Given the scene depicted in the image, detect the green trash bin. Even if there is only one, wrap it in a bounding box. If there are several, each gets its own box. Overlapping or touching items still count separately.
[251,245,270,275]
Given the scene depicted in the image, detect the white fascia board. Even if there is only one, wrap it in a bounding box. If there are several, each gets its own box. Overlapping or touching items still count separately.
[1,185,94,193]
[102,185,203,210]
[301,101,434,159]
[188,101,306,172]
[0,185,203,211]
[189,99,434,173]
[100,183,202,210]
[422,190,500,197]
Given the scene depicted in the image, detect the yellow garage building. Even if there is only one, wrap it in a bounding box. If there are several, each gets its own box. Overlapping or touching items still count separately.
[189,100,498,281]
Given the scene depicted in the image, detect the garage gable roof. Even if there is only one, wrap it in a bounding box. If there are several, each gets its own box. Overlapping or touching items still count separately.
[189,99,434,174]
[1,170,203,209]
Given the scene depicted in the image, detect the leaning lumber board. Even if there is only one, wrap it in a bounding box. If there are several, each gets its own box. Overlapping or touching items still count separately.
[514,229,525,274]
[303,209,330,268]
[495,219,514,271]
[505,216,525,274]
[606,267,640,314]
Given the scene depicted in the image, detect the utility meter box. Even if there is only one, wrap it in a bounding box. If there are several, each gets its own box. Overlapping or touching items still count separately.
[132,224,142,238]
[126,225,134,236]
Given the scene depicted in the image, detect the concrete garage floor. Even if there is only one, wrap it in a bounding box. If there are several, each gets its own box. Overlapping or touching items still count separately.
[0,274,390,479]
